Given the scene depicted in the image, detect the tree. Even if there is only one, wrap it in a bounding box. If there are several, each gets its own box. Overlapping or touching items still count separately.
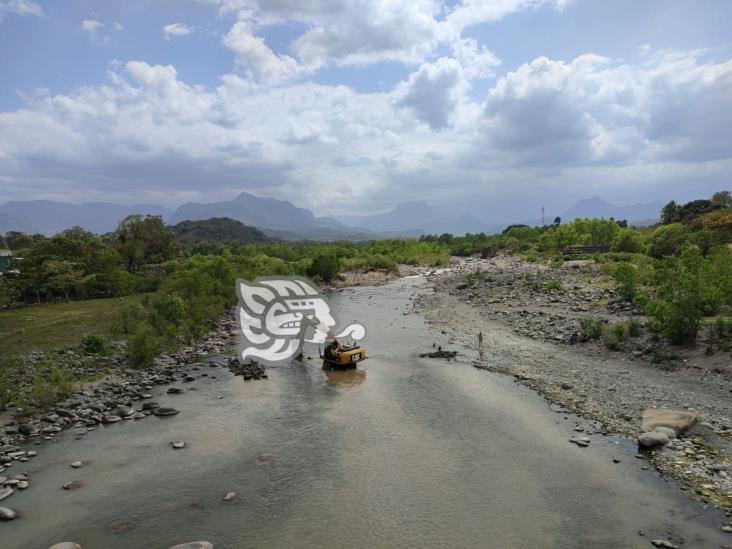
[0,234,6,249]
[611,229,643,253]
[115,215,176,271]
[648,223,690,258]
[60,226,94,239]
[711,190,732,208]
[661,201,680,224]
[41,260,85,301]
[307,252,340,282]
[553,216,561,225]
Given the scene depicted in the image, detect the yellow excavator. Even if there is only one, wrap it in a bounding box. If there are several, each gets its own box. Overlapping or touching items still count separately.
[320,338,367,369]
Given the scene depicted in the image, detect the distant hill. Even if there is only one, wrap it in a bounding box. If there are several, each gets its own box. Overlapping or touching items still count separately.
[0,211,35,234]
[169,191,355,237]
[334,201,498,236]
[561,197,661,223]
[169,217,272,245]
[0,200,173,235]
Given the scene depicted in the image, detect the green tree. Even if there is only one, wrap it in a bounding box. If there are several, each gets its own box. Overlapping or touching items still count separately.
[710,190,732,208]
[307,252,340,282]
[611,229,643,253]
[661,201,680,224]
[612,262,639,300]
[648,223,690,258]
[115,215,176,271]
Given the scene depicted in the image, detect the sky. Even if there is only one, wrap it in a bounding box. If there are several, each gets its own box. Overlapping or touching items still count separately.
[0,0,731,222]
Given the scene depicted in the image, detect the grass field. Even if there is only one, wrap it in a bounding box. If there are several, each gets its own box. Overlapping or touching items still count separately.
[0,295,143,354]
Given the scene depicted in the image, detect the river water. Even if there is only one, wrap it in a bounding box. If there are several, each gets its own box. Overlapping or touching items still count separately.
[3,276,729,548]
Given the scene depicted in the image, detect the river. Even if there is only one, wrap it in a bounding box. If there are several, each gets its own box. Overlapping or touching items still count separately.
[3,276,729,548]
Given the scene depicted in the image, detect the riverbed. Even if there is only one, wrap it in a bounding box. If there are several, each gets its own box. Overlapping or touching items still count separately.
[3,276,729,548]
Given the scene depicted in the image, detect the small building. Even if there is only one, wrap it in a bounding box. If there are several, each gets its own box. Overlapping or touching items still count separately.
[0,249,13,273]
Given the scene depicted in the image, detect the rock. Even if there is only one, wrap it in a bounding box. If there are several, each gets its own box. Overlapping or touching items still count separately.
[169,543,214,549]
[71,461,82,468]
[171,441,186,449]
[561,382,573,390]
[113,405,134,418]
[101,415,121,424]
[638,431,671,448]
[641,410,699,436]
[167,387,184,395]
[49,544,83,549]
[569,435,591,447]
[223,491,236,501]
[721,524,732,533]
[62,480,82,491]
[652,426,677,440]
[17,480,29,490]
[650,540,679,549]
[154,407,180,417]
[141,401,160,410]
[0,487,13,501]
[0,506,17,520]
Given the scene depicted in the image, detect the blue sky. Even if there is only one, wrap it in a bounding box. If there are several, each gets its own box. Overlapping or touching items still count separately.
[1,0,731,221]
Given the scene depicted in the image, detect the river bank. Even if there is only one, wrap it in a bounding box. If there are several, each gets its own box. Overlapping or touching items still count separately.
[3,275,732,548]
[416,255,732,515]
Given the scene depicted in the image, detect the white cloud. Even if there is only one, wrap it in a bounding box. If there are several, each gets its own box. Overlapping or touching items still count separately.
[223,21,302,82]
[81,19,110,45]
[0,0,43,22]
[163,23,192,40]
[0,47,731,213]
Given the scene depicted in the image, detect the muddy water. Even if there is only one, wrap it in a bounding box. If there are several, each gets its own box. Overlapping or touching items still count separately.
[3,277,729,548]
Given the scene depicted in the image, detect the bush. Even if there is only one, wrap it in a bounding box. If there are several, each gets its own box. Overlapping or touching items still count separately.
[0,355,23,408]
[81,333,111,355]
[611,229,644,253]
[627,318,643,337]
[602,328,625,351]
[543,279,564,292]
[648,223,690,258]
[30,364,76,409]
[580,317,604,340]
[127,323,162,368]
[307,253,341,282]
[612,262,639,301]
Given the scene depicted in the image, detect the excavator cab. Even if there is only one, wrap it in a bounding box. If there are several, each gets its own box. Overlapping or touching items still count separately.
[320,338,367,369]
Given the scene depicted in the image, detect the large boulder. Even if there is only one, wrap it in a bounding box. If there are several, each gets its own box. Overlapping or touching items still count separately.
[638,431,671,448]
[641,410,699,436]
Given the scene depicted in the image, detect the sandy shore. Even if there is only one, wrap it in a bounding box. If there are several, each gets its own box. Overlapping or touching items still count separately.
[416,255,732,513]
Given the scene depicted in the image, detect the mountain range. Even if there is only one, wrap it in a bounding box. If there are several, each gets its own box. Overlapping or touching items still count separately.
[0,193,663,239]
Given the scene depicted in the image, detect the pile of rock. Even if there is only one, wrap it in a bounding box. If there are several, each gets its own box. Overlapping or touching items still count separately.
[227,357,267,380]
[637,409,700,449]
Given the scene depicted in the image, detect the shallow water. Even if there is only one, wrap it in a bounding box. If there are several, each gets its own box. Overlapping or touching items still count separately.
[3,277,729,548]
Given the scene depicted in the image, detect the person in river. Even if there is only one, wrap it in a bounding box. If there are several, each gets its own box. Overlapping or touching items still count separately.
[477,331,483,348]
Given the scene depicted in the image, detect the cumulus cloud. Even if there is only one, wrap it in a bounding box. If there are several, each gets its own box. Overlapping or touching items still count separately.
[223,21,302,82]
[395,57,464,130]
[163,23,192,40]
[0,0,42,22]
[0,45,731,213]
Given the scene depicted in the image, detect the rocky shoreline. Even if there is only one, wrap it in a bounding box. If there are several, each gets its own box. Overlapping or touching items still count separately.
[416,255,732,518]
[0,309,267,530]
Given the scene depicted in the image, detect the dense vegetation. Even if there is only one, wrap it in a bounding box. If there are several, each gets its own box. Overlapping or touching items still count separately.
[424,191,732,348]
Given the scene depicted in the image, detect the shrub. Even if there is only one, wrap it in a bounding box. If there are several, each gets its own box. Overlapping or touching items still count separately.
[127,323,162,368]
[307,253,341,282]
[627,318,643,337]
[543,279,564,292]
[30,364,76,409]
[579,317,604,340]
[81,333,111,355]
[611,229,644,253]
[602,329,625,351]
[648,223,690,258]
[612,262,639,301]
